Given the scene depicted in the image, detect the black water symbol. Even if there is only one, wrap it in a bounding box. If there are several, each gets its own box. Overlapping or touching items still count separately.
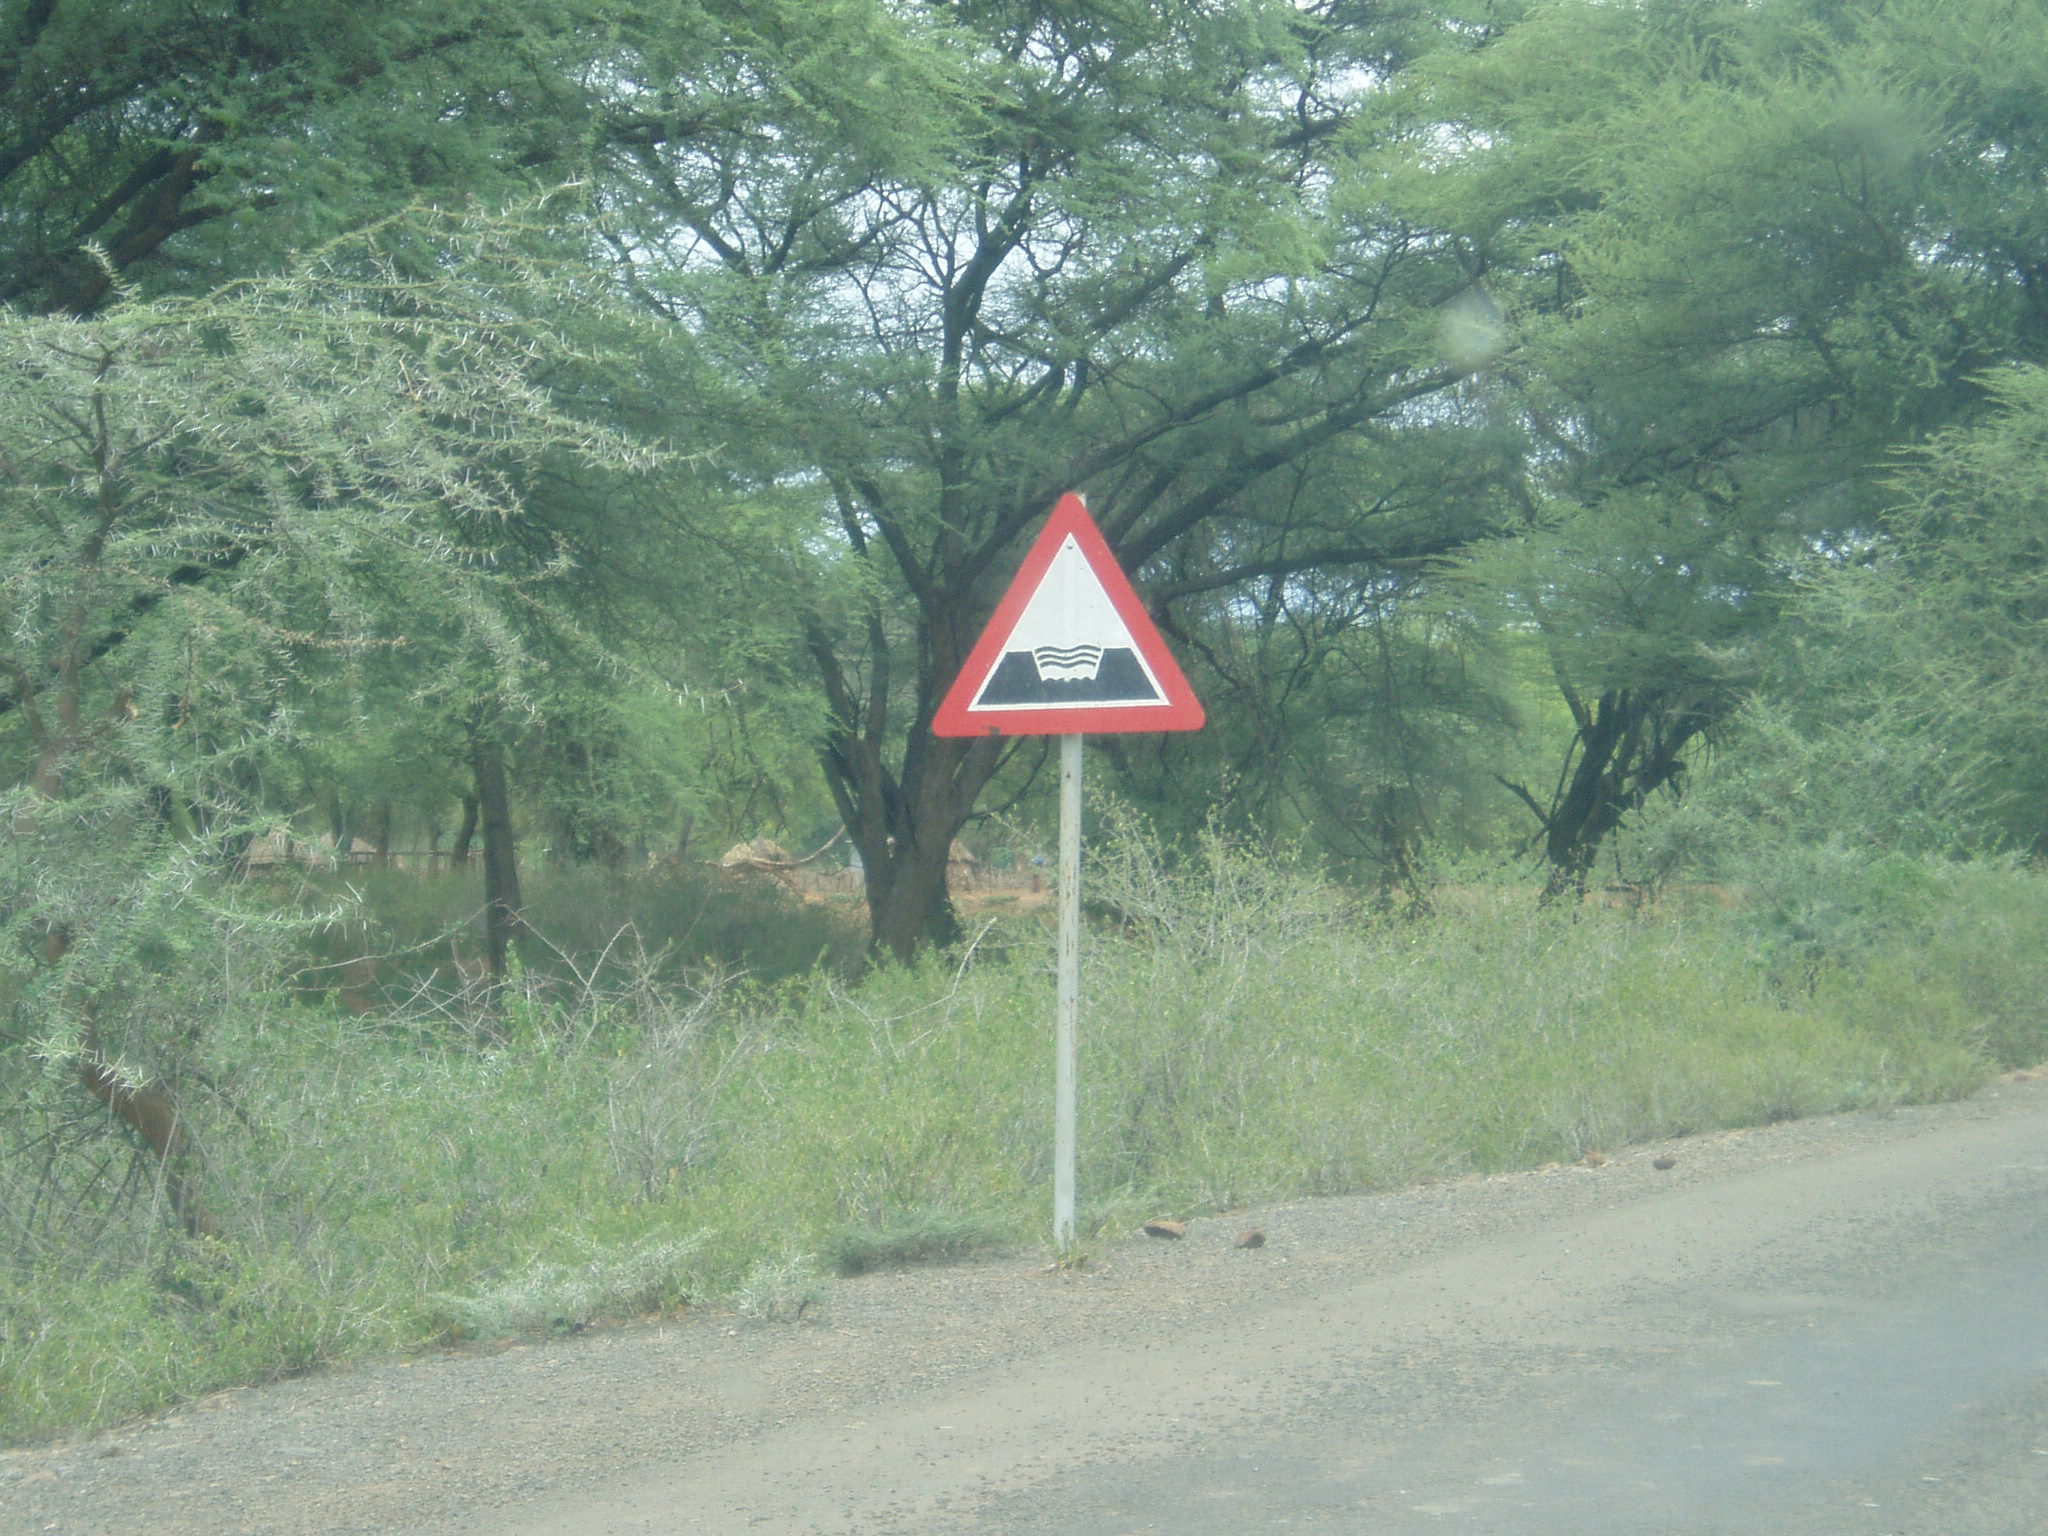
[975,648,1162,706]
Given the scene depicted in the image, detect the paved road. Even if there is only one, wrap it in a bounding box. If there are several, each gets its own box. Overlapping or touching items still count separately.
[959,1169,2048,1535]
[501,1087,2048,1536]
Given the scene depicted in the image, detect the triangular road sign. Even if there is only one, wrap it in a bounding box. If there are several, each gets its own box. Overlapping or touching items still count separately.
[932,494,1205,737]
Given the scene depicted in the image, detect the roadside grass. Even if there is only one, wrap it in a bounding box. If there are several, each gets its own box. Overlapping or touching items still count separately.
[3,841,2043,1444]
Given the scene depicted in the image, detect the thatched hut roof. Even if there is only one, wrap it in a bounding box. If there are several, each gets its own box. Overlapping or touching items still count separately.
[243,828,299,867]
[719,836,793,868]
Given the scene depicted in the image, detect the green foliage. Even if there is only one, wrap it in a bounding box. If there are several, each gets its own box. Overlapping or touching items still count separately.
[1630,364,2048,952]
[0,0,970,315]
[0,206,664,1082]
[1368,0,2048,884]
[1879,366,2048,851]
[1103,572,1535,880]
[8,827,2038,1444]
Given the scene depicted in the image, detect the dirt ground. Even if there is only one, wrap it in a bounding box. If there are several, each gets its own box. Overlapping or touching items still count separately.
[5,1073,2047,1536]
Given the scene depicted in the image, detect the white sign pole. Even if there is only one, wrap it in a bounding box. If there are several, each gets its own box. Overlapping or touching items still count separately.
[927,494,1203,1255]
[1053,731,1083,1252]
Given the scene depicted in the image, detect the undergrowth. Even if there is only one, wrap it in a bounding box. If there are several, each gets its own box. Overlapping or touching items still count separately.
[3,831,2044,1444]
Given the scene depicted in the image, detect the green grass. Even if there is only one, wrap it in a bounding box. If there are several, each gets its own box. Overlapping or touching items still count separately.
[3,842,2044,1444]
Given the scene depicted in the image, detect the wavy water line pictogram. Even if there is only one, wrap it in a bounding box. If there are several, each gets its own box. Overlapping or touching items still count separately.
[1031,643,1104,682]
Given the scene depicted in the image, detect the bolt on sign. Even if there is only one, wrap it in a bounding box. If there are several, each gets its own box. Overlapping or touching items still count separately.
[934,493,1205,1251]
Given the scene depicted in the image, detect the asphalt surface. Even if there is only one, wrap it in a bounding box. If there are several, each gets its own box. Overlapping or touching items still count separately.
[955,1172,2048,1535]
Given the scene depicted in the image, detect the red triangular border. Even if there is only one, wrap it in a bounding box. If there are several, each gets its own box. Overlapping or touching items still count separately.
[932,494,1205,737]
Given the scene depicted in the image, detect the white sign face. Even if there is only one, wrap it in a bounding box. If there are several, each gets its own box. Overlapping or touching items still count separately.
[969,536,1168,710]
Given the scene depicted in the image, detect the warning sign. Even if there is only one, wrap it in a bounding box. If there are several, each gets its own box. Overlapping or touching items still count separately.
[932,494,1204,737]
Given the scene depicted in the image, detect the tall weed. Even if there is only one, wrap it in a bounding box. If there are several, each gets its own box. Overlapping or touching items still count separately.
[3,832,2039,1444]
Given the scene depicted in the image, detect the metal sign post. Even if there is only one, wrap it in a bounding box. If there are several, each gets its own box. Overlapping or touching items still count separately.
[1053,732,1083,1250]
[932,494,1204,1252]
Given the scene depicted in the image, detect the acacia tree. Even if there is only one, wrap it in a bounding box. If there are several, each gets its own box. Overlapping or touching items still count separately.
[608,0,1525,957]
[0,0,596,313]
[1827,366,2048,856]
[0,0,966,935]
[1370,0,2048,892]
[0,213,662,1221]
[1103,564,1528,881]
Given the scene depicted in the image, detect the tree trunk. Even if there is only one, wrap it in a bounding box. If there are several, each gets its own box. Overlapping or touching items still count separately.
[1538,689,1633,900]
[451,792,479,865]
[470,730,524,980]
[1534,687,1715,901]
[75,1041,215,1238]
[862,813,966,963]
[44,927,215,1237]
[824,721,1000,964]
